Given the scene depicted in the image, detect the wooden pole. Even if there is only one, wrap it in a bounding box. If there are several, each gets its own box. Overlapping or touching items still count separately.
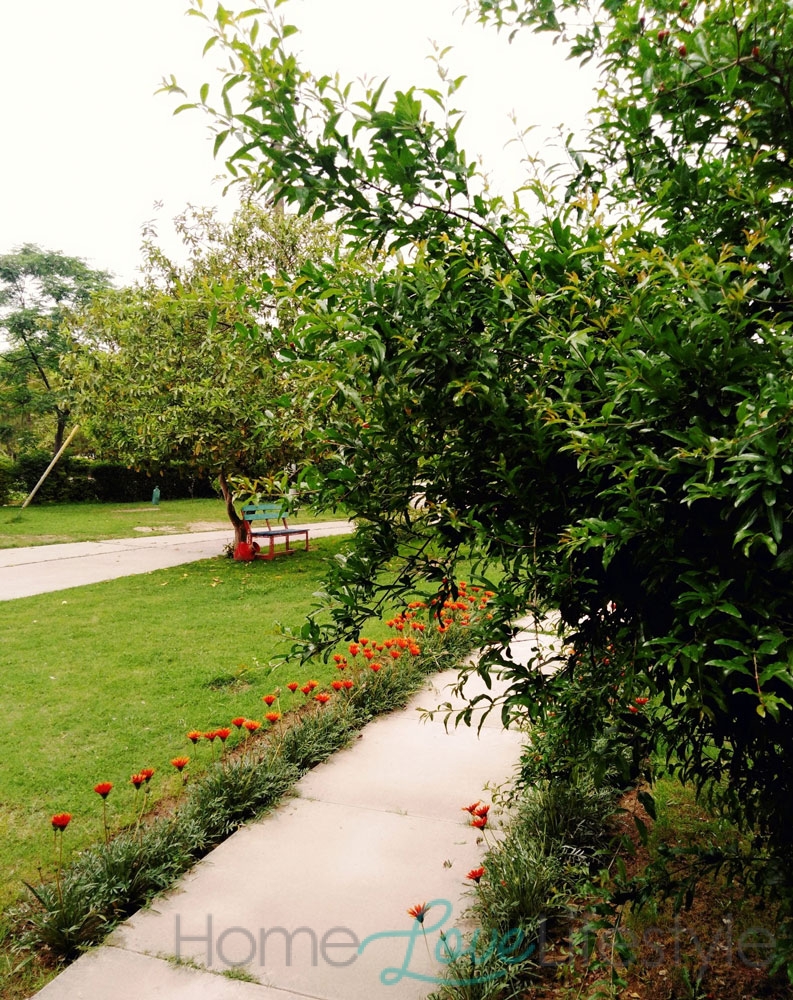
[21,425,80,509]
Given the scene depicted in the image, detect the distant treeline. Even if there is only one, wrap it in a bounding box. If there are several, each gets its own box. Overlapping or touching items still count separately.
[0,453,218,505]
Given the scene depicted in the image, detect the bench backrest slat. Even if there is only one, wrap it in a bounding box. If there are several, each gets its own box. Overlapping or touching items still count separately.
[242,503,288,523]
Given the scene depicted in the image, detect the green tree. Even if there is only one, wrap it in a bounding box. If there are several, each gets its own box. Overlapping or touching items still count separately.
[167,0,793,949]
[66,203,340,540]
[0,245,112,457]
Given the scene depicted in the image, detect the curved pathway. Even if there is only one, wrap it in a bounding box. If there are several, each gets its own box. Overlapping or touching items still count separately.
[0,521,353,601]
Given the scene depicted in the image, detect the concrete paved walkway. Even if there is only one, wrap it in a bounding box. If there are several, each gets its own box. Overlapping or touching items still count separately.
[0,521,353,601]
[8,526,550,1000]
[35,667,527,1000]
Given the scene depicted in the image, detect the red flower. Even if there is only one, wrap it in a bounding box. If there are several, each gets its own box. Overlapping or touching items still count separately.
[215,727,232,742]
[332,680,343,691]
[93,782,113,799]
[243,719,261,732]
[204,731,218,741]
[187,730,203,743]
[472,815,488,829]
[360,637,370,646]
[467,867,485,883]
[462,802,481,814]
[231,717,246,729]
[390,650,401,660]
[342,679,354,690]
[363,649,374,660]
[140,768,155,783]
[474,804,490,819]
[171,756,190,771]
[349,644,360,657]
[629,705,639,714]
[131,773,145,788]
[308,680,319,690]
[409,645,421,656]
[634,697,649,706]
[51,812,71,831]
[262,694,277,706]
[407,902,430,924]
[333,653,343,663]
[315,692,331,704]
[336,660,348,670]
[265,711,281,723]
[287,682,299,692]
[300,684,312,695]
[370,662,382,672]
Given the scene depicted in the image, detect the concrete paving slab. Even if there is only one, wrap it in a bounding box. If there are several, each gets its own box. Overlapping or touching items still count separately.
[0,522,352,601]
[297,706,523,818]
[34,945,302,999]
[112,798,490,1000]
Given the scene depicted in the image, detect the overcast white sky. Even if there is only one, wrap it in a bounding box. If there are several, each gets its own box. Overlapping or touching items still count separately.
[0,0,597,286]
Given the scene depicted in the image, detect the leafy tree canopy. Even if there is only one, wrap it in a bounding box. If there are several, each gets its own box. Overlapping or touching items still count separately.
[0,244,112,456]
[166,0,793,939]
[65,203,344,536]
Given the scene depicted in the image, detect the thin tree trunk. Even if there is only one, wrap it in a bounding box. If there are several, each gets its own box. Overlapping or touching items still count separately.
[218,470,247,545]
[53,407,68,457]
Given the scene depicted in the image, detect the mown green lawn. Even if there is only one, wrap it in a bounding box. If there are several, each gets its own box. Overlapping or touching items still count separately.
[0,498,348,548]
[0,537,368,907]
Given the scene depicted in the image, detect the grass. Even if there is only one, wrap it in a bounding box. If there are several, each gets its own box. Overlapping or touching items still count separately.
[0,537,363,908]
[0,497,347,548]
[1,558,487,999]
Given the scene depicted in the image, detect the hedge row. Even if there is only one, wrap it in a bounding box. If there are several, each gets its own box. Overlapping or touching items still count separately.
[0,453,218,505]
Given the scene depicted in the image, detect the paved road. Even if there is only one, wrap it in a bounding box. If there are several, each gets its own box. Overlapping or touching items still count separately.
[0,521,353,601]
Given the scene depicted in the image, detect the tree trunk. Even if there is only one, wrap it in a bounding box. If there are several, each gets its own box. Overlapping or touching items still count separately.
[218,470,247,545]
[53,407,69,457]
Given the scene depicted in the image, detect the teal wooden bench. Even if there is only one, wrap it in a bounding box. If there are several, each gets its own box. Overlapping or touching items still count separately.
[241,503,310,561]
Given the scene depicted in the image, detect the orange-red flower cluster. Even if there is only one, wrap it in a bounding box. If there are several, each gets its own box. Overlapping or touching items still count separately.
[93,782,113,799]
[463,801,490,829]
[51,812,72,831]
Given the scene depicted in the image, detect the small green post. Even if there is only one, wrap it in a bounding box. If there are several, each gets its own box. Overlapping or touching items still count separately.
[151,487,161,506]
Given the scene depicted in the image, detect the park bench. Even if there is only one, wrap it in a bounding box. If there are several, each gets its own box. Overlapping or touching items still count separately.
[241,503,310,561]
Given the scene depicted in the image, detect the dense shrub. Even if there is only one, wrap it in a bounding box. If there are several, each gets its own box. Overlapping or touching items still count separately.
[8,454,219,504]
[0,454,17,504]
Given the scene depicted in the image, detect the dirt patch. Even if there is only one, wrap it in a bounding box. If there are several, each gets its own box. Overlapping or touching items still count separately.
[531,789,789,1000]
[186,521,229,531]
